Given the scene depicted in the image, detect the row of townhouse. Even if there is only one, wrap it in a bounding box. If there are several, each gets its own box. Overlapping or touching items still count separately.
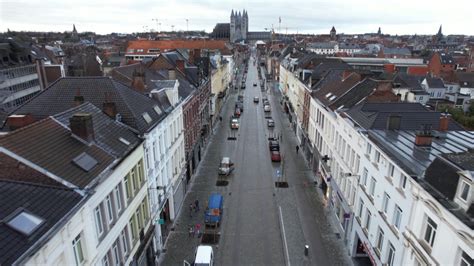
[0,47,219,264]
[279,52,473,266]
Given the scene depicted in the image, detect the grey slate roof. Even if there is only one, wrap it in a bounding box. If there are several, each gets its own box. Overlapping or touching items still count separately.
[0,117,115,188]
[346,102,464,130]
[0,180,83,265]
[393,73,423,90]
[383,47,411,56]
[54,102,141,158]
[153,80,177,90]
[331,78,378,110]
[425,77,445,88]
[10,77,164,133]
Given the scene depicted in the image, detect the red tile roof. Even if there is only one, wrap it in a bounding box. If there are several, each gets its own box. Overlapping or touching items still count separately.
[407,66,429,76]
[127,40,228,55]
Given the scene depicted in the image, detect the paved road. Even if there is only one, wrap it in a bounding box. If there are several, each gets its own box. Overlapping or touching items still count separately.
[159,50,352,266]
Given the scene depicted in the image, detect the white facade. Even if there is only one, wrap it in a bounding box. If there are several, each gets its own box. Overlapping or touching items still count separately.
[144,80,186,253]
[24,145,151,266]
[0,64,42,111]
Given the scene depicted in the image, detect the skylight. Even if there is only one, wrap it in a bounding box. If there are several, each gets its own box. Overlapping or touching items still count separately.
[325,92,333,98]
[7,211,44,235]
[73,152,98,172]
[142,112,152,124]
[329,95,337,101]
[119,137,131,146]
[153,105,162,115]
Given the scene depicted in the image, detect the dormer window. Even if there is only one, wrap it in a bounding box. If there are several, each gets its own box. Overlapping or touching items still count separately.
[459,180,470,202]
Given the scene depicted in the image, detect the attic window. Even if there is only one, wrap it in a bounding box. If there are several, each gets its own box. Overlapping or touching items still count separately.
[142,112,152,124]
[119,137,130,146]
[153,105,162,115]
[7,211,44,235]
[329,95,337,101]
[325,92,333,98]
[73,152,98,172]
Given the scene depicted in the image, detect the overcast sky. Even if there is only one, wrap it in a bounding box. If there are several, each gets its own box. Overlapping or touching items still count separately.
[1,0,473,35]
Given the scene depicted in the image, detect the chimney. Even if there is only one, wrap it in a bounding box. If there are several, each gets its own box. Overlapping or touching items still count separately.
[439,113,450,131]
[70,113,94,142]
[103,102,117,118]
[6,114,35,130]
[176,60,185,72]
[384,64,396,73]
[415,124,433,146]
[168,69,176,80]
[193,49,201,62]
[74,95,84,106]
[131,70,146,92]
[386,115,401,130]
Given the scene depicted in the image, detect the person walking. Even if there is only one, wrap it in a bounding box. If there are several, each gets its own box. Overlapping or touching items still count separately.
[195,223,201,238]
[296,145,299,154]
[189,203,194,218]
[194,199,200,212]
[188,225,194,238]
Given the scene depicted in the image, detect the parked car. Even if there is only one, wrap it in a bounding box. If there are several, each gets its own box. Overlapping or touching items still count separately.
[271,150,281,162]
[235,102,244,112]
[253,97,259,103]
[253,83,257,87]
[264,104,271,112]
[195,246,214,266]
[218,157,235,175]
[205,193,224,226]
[267,119,275,127]
[230,118,239,129]
[268,140,280,151]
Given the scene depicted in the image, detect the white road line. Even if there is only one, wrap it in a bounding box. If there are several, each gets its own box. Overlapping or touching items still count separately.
[279,205,291,266]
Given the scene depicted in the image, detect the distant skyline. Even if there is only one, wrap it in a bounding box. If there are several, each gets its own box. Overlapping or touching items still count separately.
[1,0,474,36]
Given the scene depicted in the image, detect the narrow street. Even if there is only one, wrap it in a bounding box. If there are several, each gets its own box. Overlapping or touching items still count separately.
[159,49,352,266]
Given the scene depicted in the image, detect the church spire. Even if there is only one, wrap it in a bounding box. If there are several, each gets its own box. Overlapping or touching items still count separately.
[437,24,442,36]
[231,9,234,17]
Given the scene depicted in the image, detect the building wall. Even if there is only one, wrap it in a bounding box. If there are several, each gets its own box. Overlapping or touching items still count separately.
[0,64,42,112]
[25,145,151,266]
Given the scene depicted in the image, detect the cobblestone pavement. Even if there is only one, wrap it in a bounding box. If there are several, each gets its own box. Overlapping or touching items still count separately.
[159,52,353,266]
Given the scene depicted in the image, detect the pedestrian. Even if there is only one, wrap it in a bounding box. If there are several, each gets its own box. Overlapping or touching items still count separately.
[296,145,299,154]
[195,199,200,212]
[188,225,194,238]
[189,203,194,218]
[195,223,201,238]
[219,116,222,122]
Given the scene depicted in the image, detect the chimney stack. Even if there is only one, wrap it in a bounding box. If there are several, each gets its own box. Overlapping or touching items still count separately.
[74,95,84,106]
[415,124,433,146]
[439,113,450,132]
[103,102,117,118]
[176,59,185,72]
[6,114,35,130]
[384,64,396,73]
[131,70,146,92]
[70,113,94,142]
[168,69,176,80]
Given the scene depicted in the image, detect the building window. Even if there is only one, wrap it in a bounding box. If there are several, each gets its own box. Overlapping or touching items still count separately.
[459,181,470,201]
[376,227,384,252]
[387,242,395,266]
[137,160,143,184]
[460,250,473,266]
[121,229,129,256]
[129,217,137,241]
[102,255,109,266]
[382,192,390,214]
[366,143,372,156]
[136,209,143,229]
[361,168,368,187]
[114,184,123,212]
[106,195,114,224]
[393,205,402,229]
[423,216,437,247]
[374,151,381,164]
[72,234,85,265]
[124,175,131,200]
[112,242,120,266]
[94,207,104,237]
[131,168,137,192]
[358,200,364,219]
[364,209,371,231]
[369,177,376,197]
[400,174,407,190]
[388,164,395,178]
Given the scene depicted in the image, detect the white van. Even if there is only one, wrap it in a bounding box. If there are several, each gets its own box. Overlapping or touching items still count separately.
[194,245,214,266]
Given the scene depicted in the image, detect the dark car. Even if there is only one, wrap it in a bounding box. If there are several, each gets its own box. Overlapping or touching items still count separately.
[237,95,244,102]
[234,108,241,117]
[269,140,280,151]
[267,119,275,127]
[253,83,257,87]
[271,151,281,162]
[235,102,244,112]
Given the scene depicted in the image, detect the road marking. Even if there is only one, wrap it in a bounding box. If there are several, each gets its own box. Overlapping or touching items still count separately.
[279,205,291,266]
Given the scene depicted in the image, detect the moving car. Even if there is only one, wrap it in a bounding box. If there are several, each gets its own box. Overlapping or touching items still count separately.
[230,118,239,129]
[234,108,241,117]
[264,104,271,112]
[235,102,244,112]
[253,97,259,103]
[195,245,214,266]
[268,140,280,151]
[271,150,281,162]
[267,119,275,127]
[218,157,234,175]
[205,193,224,226]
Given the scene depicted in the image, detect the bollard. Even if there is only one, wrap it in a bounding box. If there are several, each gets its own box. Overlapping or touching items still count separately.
[304,245,309,256]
